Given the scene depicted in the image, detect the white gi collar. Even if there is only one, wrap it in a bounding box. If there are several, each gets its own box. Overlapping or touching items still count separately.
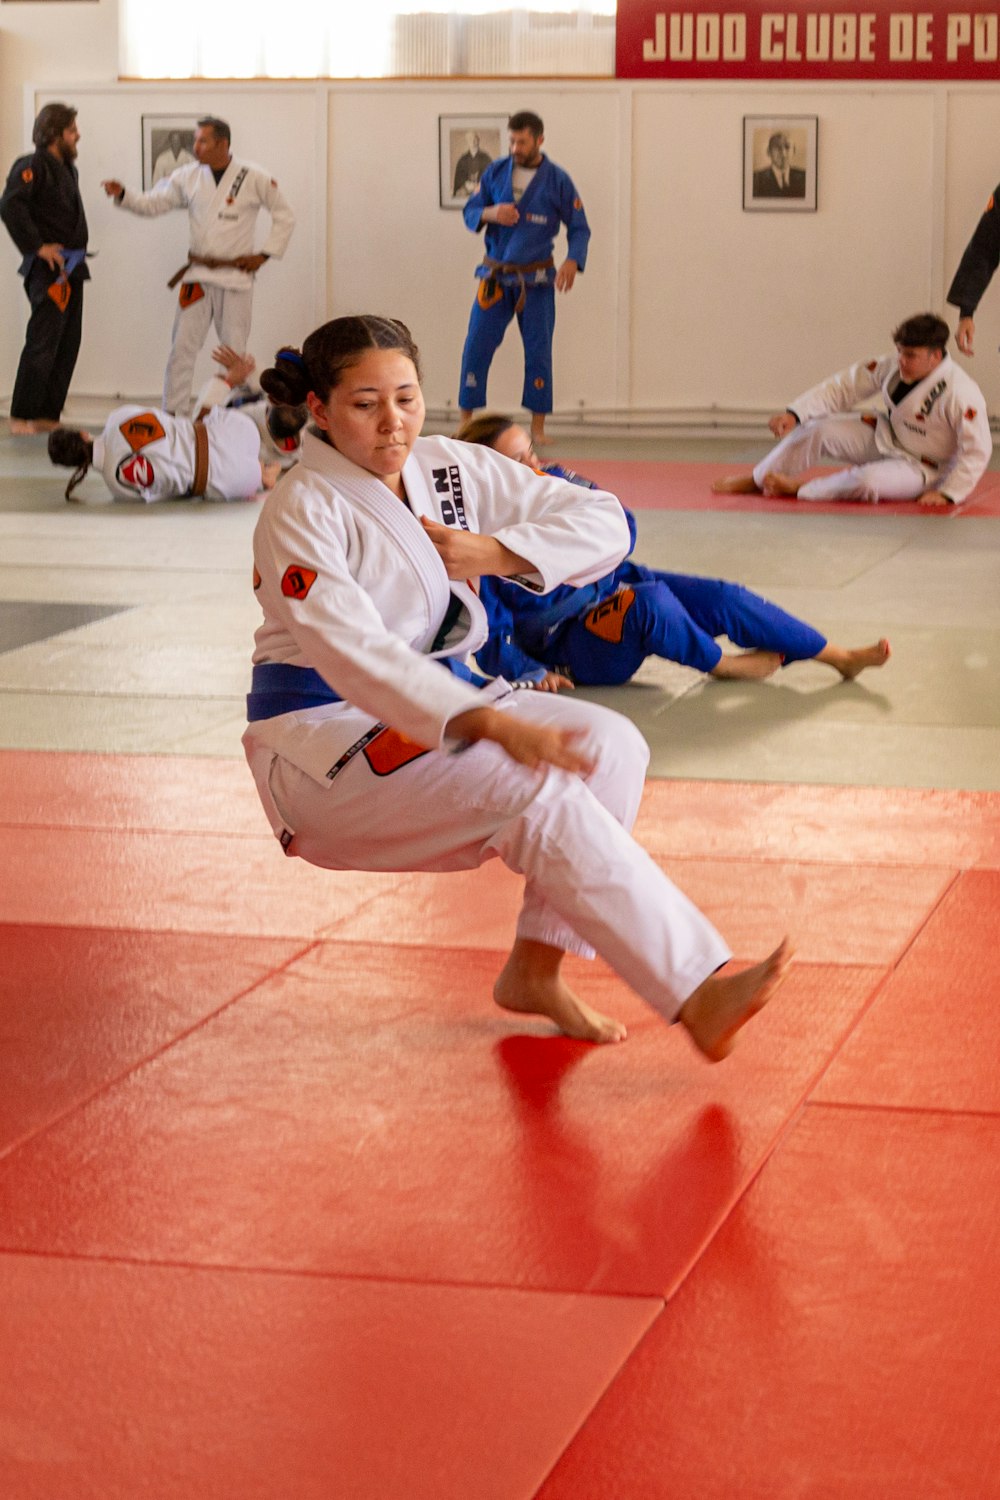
[300,432,488,659]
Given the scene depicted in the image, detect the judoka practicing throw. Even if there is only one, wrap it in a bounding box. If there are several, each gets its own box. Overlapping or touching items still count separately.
[244,314,791,1054]
[713,313,992,506]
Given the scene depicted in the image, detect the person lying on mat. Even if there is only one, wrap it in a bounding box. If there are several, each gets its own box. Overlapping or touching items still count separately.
[712,312,992,507]
[456,413,890,689]
[242,313,792,1053]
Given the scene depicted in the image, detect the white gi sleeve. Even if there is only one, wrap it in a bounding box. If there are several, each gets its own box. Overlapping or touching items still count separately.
[936,389,993,505]
[789,354,894,423]
[118,172,190,217]
[257,172,295,259]
[254,490,483,748]
[436,441,631,594]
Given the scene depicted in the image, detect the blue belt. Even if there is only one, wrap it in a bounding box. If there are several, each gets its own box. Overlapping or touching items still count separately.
[246,657,487,723]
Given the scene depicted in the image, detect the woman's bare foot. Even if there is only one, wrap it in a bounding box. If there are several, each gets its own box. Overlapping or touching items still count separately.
[761,472,801,498]
[817,638,891,680]
[711,650,784,680]
[711,473,761,494]
[679,938,792,1062]
[494,940,627,1044]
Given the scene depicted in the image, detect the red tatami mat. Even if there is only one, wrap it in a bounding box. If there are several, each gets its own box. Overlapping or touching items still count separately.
[536,1105,1000,1500]
[562,457,1000,517]
[0,944,880,1296]
[636,779,1000,869]
[330,857,951,968]
[814,869,1000,1114]
[0,925,303,1154]
[0,1254,659,1500]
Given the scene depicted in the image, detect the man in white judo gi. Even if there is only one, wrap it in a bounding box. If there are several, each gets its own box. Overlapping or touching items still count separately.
[714,312,992,507]
[101,116,295,415]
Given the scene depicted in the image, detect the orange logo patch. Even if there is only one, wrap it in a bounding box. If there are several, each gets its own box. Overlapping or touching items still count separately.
[179,281,205,309]
[363,727,430,777]
[584,588,636,645]
[253,566,261,590]
[47,280,71,312]
[281,565,317,600]
[965,407,978,421]
[119,412,166,452]
[21,167,33,184]
[987,194,995,212]
[866,360,878,371]
[533,377,545,390]
[573,197,582,210]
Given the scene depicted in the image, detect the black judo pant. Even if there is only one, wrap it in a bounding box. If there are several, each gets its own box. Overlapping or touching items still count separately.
[11,261,85,422]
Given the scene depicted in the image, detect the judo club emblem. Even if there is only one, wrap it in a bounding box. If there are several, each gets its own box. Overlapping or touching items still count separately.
[119,412,166,452]
[116,453,155,490]
[281,564,317,600]
[21,167,33,183]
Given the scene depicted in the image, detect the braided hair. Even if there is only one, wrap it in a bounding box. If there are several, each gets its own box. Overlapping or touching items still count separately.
[47,427,93,502]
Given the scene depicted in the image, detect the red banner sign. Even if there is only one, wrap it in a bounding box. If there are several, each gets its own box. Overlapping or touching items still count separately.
[616,1,1000,78]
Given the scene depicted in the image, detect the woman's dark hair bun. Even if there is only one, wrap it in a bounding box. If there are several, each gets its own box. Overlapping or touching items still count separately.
[260,347,311,407]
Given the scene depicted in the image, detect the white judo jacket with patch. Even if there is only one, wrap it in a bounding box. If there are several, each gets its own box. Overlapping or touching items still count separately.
[243,432,631,784]
[118,158,295,292]
[788,351,992,505]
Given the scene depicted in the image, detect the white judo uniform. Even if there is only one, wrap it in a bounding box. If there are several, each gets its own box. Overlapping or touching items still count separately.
[117,159,295,414]
[754,352,992,504]
[93,402,263,503]
[243,432,732,1022]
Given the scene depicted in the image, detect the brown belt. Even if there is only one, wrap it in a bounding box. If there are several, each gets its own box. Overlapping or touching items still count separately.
[482,255,554,313]
[191,420,210,497]
[167,254,245,290]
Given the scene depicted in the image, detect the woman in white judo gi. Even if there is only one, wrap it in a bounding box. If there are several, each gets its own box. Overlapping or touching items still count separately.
[244,315,790,1055]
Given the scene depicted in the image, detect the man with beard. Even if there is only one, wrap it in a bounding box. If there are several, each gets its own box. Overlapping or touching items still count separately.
[457,110,590,448]
[1,102,90,435]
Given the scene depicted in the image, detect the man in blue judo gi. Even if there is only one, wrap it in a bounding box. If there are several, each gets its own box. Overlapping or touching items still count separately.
[457,111,590,448]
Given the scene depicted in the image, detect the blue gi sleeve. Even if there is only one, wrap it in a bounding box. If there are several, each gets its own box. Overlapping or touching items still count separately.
[475,578,549,682]
[557,172,591,270]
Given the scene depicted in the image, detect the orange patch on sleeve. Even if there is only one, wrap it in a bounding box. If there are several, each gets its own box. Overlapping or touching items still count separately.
[584,588,636,645]
[363,727,430,777]
[965,408,978,421]
[21,167,33,184]
[987,194,995,212]
[119,412,166,452]
[866,360,878,371]
[281,565,317,600]
[253,566,262,590]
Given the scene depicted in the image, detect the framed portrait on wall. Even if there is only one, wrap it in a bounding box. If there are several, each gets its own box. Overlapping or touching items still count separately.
[439,115,506,210]
[142,115,199,190]
[743,116,818,212]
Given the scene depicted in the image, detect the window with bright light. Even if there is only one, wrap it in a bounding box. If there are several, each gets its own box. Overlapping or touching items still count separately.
[120,1,617,79]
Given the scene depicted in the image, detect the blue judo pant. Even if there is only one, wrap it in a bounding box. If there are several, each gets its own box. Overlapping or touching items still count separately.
[543,567,828,684]
[459,281,556,414]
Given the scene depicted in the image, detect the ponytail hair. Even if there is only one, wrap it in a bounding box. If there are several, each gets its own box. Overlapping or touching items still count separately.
[259,315,422,408]
[48,426,93,502]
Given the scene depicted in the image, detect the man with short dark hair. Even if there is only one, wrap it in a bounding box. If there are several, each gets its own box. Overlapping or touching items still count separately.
[457,109,590,447]
[712,313,992,507]
[101,117,294,413]
[1,102,89,435]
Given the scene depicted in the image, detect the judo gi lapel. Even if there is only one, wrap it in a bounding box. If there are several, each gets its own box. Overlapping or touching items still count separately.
[515,155,549,215]
[401,444,489,658]
[210,158,242,213]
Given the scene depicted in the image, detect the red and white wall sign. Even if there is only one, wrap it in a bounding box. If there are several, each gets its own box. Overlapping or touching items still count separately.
[616,1,1000,79]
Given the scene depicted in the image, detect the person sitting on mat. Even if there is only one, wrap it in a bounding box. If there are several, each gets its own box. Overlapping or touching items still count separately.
[711,312,992,507]
[455,413,891,689]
